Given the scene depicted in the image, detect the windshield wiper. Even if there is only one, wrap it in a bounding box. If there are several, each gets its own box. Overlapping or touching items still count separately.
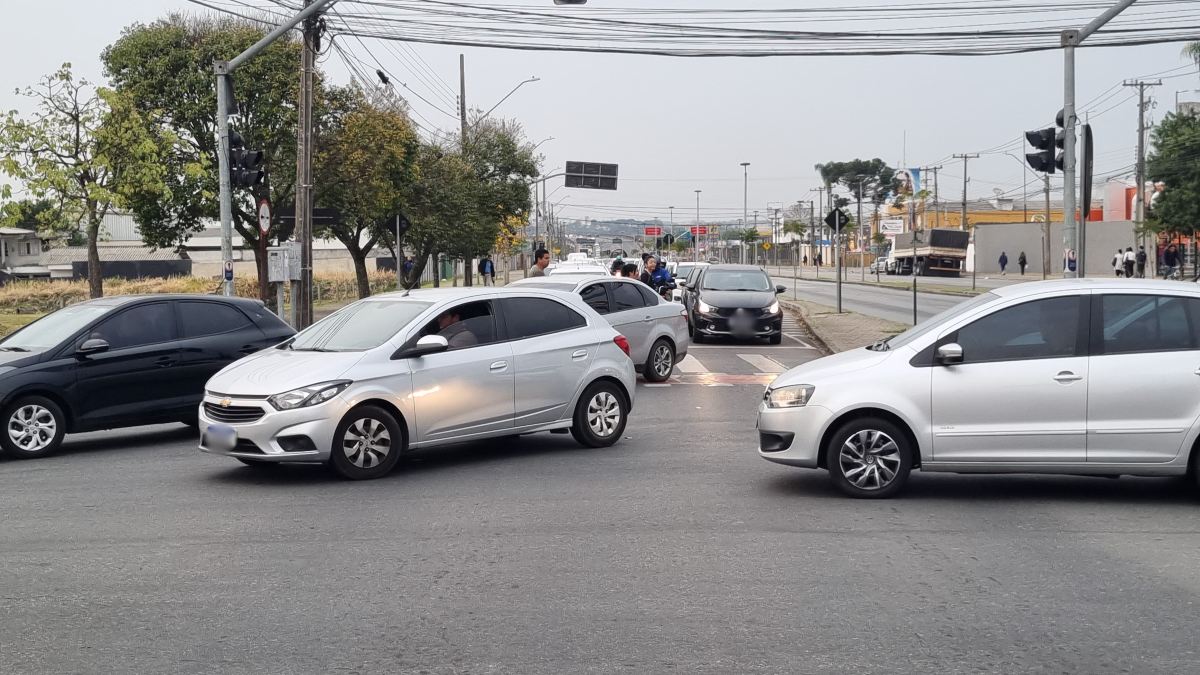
[0,346,29,352]
[291,347,335,352]
[867,339,891,352]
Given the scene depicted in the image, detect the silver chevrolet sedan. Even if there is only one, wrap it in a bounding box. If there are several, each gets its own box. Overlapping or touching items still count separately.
[758,279,1200,498]
[509,275,690,382]
[199,287,637,480]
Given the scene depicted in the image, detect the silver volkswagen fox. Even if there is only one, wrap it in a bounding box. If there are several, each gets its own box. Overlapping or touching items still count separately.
[199,287,637,480]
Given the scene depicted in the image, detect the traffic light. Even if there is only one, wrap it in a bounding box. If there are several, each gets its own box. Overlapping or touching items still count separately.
[1025,109,1068,174]
[227,130,265,189]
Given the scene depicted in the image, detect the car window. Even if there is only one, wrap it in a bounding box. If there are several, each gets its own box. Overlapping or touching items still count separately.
[1098,294,1196,355]
[178,301,255,338]
[701,270,771,291]
[580,284,610,315]
[890,292,999,350]
[953,296,1080,364]
[636,284,659,306]
[416,300,499,351]
[612,282,647,311]
[0,304,114,352]
[290,299,432,352]
[500,297,587,340]
[90,303,177,350]
[676,264,695,280]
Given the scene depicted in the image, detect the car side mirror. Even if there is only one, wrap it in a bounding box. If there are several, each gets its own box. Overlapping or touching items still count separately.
[76,338,110,357]
[775,285,787,295]
[677,280,687,289]
[394,334,449,359]
[936,343,964,365]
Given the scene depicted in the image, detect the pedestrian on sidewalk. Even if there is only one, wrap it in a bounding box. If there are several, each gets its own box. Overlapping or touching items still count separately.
[998,251,1008,275]
[1136,246,1147,278]
[1018,251,1027,276]
[802,254,808,266]
[815,252,822,268]
[529,248,550,277]
[478,255,496,286]
[1112,249,1124,277]
[1162,244,1180,279]
[1123,247,1136,279]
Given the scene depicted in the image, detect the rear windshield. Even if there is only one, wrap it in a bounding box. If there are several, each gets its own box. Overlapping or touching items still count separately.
[287,300,432,352]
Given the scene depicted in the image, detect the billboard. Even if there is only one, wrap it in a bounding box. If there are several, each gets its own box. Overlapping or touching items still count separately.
[879,219,904,235]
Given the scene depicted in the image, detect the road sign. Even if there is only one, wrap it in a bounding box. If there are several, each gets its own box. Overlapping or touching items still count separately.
[824,208,850,231]
[690,226,708,236]
[762,242,772,251]
[643,226,662,237]
[565,161,618,190]
[257,199,271,236]
[223,260,234,282]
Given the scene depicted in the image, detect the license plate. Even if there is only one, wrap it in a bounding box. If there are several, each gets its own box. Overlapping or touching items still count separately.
[731,317,755,332]
[205,424,238,451]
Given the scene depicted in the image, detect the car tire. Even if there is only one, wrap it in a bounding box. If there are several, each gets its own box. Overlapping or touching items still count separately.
[825,417,913,499]
[570,381,628,448]
[0,395,67,460]
[329,405,404,480]
[644,338,675,382]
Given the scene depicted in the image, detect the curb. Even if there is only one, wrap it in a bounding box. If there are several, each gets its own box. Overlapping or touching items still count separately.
[779,300,833,356]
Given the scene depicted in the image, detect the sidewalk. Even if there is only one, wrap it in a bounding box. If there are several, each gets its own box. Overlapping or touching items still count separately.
[782,299,908,354]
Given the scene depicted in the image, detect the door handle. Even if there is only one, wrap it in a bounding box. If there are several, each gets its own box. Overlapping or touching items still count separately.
[571,349,588,359]
[154,356,174,368]
[489,361,508,371]
[643,315,654,322]
[1053,371,1083,383]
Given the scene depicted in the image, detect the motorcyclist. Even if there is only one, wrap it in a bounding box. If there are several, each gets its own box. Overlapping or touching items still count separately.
[639,255,674,297]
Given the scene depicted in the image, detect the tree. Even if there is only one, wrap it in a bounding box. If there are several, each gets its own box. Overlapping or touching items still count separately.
[102,14,302,299]
[314,87,418,298]
[0,199,73,241]
[0,65,168,297]
[399,143,478,288]
[1146,111,1200,236]
[815,159,896,206]
[1184,42,1200,67]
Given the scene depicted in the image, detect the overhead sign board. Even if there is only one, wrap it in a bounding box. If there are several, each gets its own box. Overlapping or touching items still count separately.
[565,161,618,190]
[690,226,708,236]
[643,226,662,237]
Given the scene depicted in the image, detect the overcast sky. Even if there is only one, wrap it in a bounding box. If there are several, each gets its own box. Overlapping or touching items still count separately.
[3,0,1198,226]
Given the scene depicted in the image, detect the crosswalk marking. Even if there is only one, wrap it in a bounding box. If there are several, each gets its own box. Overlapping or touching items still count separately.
[676,354,708,373]
[736,354,788,373]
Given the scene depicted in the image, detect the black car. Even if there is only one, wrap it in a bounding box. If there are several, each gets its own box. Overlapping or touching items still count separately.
[681,264,786,344]
[0,295,294,459]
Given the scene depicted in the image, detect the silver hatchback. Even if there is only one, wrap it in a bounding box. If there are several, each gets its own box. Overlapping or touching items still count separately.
[759,279,1200,498]
[199,287,637,480]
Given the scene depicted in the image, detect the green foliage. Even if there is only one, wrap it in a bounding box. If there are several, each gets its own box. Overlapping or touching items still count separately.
[815,158,896,206]
[0,64,169,297]
[0,199,70,237]
[736,227,760,244]
[101,14,301,254]
[1146,111,1200,235]
[456,116,539,260]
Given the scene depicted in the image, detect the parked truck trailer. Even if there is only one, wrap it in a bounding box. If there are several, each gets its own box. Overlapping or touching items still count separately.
[887,228,970,277]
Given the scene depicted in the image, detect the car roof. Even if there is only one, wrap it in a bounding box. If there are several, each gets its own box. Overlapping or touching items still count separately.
[990,278,1200,300]
[703,264,765,271]
[74,294,264,308]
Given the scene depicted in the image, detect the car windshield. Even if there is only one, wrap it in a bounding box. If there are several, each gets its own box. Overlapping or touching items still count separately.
[0,304,114,352]
[286,299,432,352]
[676,264,696,278]
[701,270,771,291]
[884,292,1000,350]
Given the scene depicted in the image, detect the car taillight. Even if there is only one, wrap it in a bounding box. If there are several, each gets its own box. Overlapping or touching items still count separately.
[613,335,631,357]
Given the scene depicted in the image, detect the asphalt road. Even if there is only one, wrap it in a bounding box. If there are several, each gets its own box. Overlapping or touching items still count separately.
[772,274,966,325]
[3,340,1200,674]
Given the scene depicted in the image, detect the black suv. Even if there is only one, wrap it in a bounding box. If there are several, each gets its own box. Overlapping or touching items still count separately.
[0,295,294,459]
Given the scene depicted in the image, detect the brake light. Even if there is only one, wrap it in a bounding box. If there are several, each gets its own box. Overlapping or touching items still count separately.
[613,335,631,357]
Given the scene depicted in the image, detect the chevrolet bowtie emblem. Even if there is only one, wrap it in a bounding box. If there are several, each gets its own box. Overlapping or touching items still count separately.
[220,399,231,407]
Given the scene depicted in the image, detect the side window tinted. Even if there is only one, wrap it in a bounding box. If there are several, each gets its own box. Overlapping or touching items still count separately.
[612,283,647,312]
[955,296,1080,363]
[636,284,659,306]
[1099,294,1196,354]
[179,302,255,338]
[580,284,610,315]
[501,297,587,340]
[91,303,177,350]
[416,300,498,351]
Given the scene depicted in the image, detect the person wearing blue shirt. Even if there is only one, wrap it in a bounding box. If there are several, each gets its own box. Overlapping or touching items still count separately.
[639,255,674,294]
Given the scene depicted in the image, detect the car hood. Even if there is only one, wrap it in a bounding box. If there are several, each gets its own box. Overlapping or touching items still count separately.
[699,289,776,309]
[205,348,367,397]
[770,346,892,387]
[0,350,44,369]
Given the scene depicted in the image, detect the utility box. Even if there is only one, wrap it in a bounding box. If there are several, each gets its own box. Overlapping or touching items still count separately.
[267,243,302,282]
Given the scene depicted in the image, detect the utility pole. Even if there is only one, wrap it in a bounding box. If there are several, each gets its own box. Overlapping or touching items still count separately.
[857,182,864,281]
[293,5,321,328]
[1125,78,1161,277]
[1061,0,1137,279]
[459,54,472,286]
[924,166,943,229]
[694,190,701,264]
[1043,175,1052,279]
[668,206,675,251]
[953,154,979,289]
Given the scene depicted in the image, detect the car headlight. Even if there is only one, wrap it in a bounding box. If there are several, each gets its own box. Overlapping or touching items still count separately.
[767,301,780,314]
[766,384,815,408]
[268,380,352,411]
[698,300,715,313]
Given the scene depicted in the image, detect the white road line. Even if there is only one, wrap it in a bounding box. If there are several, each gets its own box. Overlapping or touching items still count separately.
[737,354,788,373]
[675,354,708,373]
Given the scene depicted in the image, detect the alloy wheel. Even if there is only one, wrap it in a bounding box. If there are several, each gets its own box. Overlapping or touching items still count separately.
[8,404,57,453]
[587,392,622,438]
[342,417,392,469]
[652,344,674,378]
[838,429,902,491]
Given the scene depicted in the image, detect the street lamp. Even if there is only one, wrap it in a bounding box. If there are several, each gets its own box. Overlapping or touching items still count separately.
[740,162,750,263]
[532,136,555,150]
[475,76,540,125]
[668,206,675,254]
[694,190,702,263]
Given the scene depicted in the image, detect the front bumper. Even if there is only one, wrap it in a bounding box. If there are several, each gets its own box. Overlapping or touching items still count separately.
[756,402,834,468]
[197,393,349,463]
[694,311,782,338]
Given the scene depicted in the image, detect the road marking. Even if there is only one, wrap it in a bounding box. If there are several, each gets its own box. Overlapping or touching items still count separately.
[643,383,670,388]
[676,354,707,373]
[737,354,787,373]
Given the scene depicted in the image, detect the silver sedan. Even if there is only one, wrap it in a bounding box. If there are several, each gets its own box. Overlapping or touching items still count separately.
[199,287,637,480]
[509,275,690,382]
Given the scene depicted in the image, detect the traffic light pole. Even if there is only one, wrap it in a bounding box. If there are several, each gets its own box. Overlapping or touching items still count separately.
[213,0,338,298]
[1060,0,1136,279]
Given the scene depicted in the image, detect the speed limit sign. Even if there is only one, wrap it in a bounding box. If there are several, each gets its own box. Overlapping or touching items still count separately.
[257,199,271,236]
